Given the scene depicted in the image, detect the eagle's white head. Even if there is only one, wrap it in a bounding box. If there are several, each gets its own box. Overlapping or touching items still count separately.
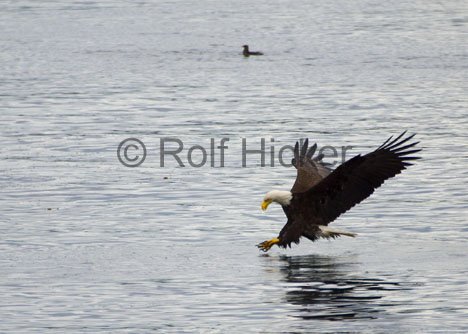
[261,190,293,211]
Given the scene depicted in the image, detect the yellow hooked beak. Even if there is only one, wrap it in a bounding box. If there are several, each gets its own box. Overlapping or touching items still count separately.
[261,199,272,211]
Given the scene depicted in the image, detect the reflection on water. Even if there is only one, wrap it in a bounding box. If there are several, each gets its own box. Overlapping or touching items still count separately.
[277,254,408,321]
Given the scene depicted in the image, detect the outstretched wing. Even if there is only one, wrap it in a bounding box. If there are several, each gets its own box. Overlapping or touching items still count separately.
[291,138,332,193]
[280,132,421,246]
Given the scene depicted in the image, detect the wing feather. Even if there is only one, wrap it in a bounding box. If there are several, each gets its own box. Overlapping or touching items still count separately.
[301,132,421,225]
[291,138,332,193]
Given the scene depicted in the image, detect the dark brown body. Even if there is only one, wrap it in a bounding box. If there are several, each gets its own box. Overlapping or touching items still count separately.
[243,45,263,57]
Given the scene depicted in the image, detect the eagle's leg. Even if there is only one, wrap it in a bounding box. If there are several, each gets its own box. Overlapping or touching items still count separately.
[257,238,280,252]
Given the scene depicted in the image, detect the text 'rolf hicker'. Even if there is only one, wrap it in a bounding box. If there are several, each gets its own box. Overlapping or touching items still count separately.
[116,137,353,168]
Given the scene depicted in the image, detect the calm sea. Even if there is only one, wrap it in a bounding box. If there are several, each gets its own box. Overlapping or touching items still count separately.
[1,0,467,332]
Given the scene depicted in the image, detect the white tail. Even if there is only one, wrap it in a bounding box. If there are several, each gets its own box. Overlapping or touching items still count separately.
[318,226,357,239]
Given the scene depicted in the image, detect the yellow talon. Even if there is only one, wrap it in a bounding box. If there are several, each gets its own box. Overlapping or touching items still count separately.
[256,238,280,252]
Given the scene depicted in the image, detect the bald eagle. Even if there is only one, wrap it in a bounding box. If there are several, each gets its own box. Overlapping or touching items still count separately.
[258,132,421,252]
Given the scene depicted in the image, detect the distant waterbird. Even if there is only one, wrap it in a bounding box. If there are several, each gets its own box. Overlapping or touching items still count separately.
[257,132,421,252]
[243,45,264,57]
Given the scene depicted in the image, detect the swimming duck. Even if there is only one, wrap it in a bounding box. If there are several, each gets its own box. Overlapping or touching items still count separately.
[243,45,264,57]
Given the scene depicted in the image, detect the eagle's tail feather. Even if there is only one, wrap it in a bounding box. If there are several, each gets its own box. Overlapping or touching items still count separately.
[318,226,357,239]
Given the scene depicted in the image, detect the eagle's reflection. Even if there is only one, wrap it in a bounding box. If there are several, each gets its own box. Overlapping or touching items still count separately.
[275,254,405,321]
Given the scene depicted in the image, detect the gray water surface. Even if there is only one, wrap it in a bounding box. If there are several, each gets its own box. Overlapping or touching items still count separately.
[1,0,468,332]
